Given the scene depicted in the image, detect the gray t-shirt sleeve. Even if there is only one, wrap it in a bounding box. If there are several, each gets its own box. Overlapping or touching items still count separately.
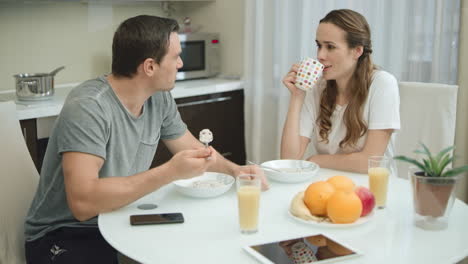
[160,92,187,140]
[56,97,108,159]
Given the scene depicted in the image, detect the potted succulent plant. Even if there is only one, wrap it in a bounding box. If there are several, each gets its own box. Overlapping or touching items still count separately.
[394,143,468,229]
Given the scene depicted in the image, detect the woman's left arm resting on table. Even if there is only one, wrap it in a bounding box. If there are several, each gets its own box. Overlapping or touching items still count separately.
[307,129,393,173]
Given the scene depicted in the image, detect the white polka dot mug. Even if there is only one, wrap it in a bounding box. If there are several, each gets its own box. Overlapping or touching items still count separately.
[295,57,324,91]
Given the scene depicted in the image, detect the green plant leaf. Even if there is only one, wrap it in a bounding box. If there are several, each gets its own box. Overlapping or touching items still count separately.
[439,154,454,174]
[435,145,455,161]
[433,160,442,175]
[442,165,468,177]
[427,155,440,175]
[417,143,440,176]
[414,150,428,156]
[423,159,435,176]
[396,143,467,177]
[394,156,425,172]
[436,146,455,175]
[420,143,434,159]
[431,157,441,175]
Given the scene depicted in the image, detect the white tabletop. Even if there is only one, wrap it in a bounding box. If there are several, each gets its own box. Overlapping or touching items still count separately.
[98,169,468,264]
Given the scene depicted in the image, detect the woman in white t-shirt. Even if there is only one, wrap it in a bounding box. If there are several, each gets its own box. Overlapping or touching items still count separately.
[281,9,400,174]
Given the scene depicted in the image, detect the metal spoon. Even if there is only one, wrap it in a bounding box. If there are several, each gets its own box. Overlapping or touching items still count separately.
[247,160,283,173]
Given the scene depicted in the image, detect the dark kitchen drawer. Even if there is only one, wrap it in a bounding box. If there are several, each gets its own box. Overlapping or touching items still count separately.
[151,89,246,167]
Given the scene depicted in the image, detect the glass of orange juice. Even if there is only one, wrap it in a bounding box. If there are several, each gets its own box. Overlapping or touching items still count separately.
[368,156,391,209]
[237,174,261,234]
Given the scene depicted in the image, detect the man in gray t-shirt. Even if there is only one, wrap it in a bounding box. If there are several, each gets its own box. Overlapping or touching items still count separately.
[24,15,267,264]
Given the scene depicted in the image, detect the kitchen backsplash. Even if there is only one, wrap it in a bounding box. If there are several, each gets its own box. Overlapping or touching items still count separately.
[0,0,244,92]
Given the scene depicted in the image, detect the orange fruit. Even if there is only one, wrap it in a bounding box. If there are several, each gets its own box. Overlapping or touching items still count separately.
[327,190,362,224]
[326,175,355,192]
[304,181,336,216]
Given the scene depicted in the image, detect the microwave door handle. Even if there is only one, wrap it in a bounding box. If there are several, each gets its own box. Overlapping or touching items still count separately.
[176,96,232,108]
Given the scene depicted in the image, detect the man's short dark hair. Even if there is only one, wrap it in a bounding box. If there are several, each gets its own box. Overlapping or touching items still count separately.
[111,15,179,78]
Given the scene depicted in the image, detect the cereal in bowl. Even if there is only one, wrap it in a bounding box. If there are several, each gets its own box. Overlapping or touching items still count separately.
[192,179,223,188]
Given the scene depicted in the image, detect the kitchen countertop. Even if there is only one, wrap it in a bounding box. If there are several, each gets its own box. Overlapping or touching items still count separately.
[0,78,243,121]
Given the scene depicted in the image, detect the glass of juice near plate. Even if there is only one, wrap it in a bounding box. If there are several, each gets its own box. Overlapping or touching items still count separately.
[237,174,261,234]
[368,156,391,209]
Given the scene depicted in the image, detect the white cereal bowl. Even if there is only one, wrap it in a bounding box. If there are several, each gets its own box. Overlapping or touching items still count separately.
[260,159,320,183]
[173,172,235,198]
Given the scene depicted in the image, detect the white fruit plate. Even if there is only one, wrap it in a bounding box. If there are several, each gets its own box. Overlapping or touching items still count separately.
[288,209,375,228]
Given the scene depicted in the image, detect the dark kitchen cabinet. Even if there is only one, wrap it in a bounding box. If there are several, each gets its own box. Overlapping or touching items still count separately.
[20,119,48,172]
[20,119,39,170]
[150,89,246,167]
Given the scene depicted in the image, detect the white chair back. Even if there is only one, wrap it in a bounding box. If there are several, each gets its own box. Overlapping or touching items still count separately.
[0,101,39,263]
[395,82,458,178]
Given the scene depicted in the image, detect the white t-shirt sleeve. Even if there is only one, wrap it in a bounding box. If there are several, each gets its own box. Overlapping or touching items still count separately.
[368,71,401,130]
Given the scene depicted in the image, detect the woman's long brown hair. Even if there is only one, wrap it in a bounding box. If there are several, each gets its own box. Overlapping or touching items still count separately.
[316,9,376,148]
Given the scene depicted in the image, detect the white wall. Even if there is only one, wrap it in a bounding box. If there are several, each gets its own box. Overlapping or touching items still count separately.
[179,0,244,78]
[0,0,245,91]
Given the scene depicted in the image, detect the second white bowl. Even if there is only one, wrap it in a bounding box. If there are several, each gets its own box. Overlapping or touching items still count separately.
[261,159,319,183]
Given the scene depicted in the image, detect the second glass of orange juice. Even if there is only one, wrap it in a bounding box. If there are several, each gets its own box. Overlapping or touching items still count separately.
[368,156,391,209]
[237,174,261,234]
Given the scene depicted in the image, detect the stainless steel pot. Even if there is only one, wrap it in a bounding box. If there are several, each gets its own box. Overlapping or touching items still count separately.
[14,66,65,101]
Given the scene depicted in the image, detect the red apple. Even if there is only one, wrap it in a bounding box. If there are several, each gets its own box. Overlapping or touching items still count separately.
[354,186,375,217]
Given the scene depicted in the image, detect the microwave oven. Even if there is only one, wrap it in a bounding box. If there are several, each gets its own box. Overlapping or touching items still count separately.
[177,33,221,81]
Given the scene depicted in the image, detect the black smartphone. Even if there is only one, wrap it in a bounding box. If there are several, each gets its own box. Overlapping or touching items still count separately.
[130,213,185,226]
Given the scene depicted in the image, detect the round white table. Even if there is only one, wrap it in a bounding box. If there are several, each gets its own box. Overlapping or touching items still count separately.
[98,169,468,264]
